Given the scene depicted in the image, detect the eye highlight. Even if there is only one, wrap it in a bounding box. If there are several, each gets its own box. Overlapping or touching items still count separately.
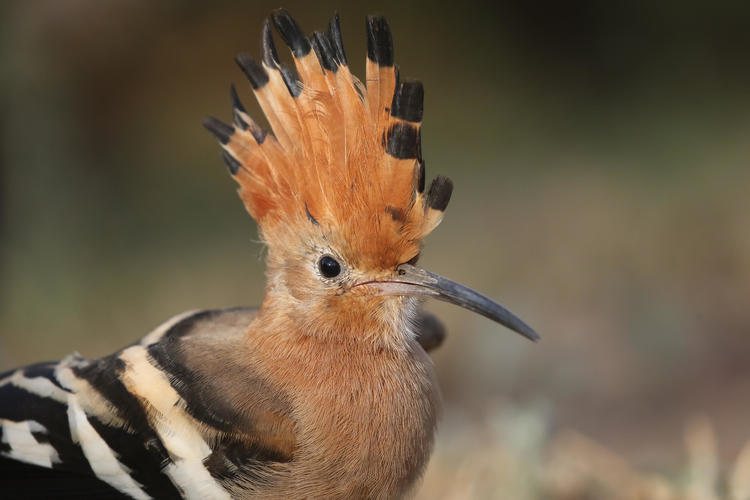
[318,255,341,278]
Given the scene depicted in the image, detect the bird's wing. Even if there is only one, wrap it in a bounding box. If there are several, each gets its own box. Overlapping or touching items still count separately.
[413,310,446,352]
[0,307,296,499]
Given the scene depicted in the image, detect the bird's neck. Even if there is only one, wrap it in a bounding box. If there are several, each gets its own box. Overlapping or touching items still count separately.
[243,302,440,497]
[255,286,420,352]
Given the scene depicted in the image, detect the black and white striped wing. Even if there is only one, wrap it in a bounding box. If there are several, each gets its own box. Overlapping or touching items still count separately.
[0,308,296,499]
[0,357,172,499]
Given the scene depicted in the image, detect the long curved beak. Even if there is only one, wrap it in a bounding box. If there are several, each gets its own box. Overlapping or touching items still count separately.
[368,263,539,342]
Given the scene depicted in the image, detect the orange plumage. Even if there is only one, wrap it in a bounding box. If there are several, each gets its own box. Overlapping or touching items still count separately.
[207,13,452,273]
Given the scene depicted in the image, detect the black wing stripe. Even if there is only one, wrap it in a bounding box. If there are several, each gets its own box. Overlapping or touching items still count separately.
[69,356,180,499]
[0,384,94,475]
[204,438,279,487]
[147,336,237,432]
[0,456,132,499]
[87,416,181,499]
[0,433,10,454]
[116,345,232,498]
[66,396,153,499]
[22,362,68,391]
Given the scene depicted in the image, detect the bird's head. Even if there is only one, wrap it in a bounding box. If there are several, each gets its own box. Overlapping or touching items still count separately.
[204,9,538,348]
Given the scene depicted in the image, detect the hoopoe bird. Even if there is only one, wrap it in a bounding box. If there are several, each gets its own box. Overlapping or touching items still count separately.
[0,9,538,499]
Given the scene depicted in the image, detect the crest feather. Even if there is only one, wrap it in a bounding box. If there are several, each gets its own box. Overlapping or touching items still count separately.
[205,9,453,267]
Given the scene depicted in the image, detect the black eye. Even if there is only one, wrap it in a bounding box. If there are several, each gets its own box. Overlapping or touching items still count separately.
[318,255,341,278]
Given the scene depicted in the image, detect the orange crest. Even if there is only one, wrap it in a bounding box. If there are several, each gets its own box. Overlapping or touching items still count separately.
[204,10,453,269]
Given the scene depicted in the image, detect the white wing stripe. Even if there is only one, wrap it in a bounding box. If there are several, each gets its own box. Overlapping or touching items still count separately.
[0,419,60,468]
[119,346,231,500]
[67,394,151,500]
[3,371,70,403]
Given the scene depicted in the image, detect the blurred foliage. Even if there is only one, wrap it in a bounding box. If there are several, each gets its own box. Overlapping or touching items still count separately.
[2,1,750,497]
[420,412,750,499]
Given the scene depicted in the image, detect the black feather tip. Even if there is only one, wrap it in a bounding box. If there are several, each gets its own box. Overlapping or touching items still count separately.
[426,176,453,211]
[416,127,422,162]
[417,160,426,193]
[249,123,268,145]
[229,84,248,132]
[311,31,338,73]
[391,79,424,123]
[221,150,241,175]
[235,53,269,90]
[384,122,419,159]
[328,12,347,66]
[366,15,394,66]
[202,116,234,145]
[305,202,319,225]
[229,83,246,113]
[279,63,302,97]
[262,19,280,68]
[271,8,311,58]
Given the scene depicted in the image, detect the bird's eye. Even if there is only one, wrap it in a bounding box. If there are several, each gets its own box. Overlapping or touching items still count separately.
[318,255,341,278]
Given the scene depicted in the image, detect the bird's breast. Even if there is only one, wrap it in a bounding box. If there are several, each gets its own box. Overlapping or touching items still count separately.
[256,335,441,498]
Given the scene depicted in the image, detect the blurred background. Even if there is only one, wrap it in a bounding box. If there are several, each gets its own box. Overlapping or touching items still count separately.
[2,1,750,498]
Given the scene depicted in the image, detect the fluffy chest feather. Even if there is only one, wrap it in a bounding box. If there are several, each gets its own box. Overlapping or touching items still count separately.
[250,333,441,498]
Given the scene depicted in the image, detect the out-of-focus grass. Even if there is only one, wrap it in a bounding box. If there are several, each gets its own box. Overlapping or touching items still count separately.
[419,410,750,500]
[3,2,750,497]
